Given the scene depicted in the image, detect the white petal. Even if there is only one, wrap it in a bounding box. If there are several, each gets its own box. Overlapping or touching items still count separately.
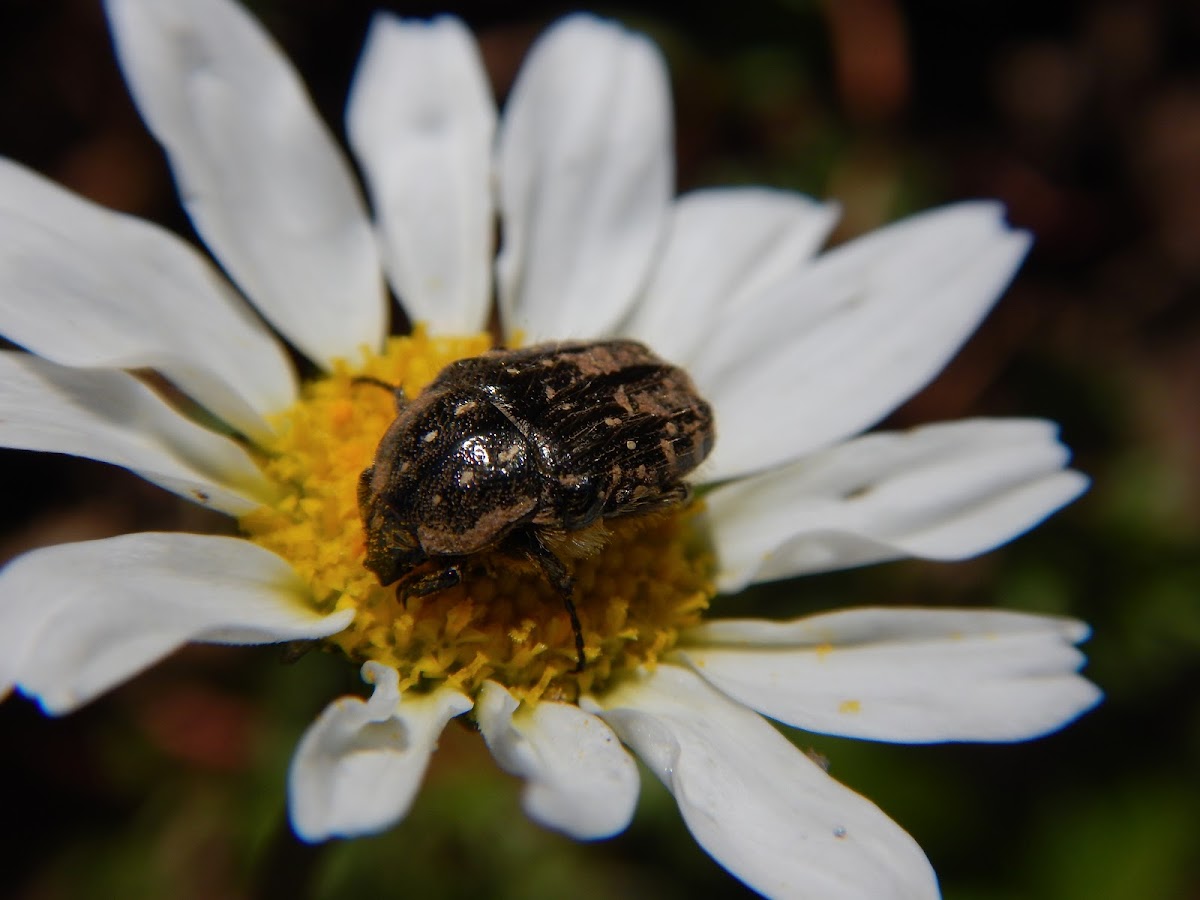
[496,14,673,342]
[0,352,270,515]
[289,662,471,842]
[0,533,352,714]
[590,665,938,899]
[620,188,839,366]
[347,15,495,335]
[104,0,386,366]
[680,608,1102,744]
[0,159,295,439]
[705,418,1087,592]
[696,202,1031,479]
[476,681,638,840]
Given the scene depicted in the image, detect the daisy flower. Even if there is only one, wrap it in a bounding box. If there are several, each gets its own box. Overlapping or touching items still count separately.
[0,1,1101,897]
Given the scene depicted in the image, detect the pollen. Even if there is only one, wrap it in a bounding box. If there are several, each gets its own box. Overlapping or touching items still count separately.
[238,327,715,704]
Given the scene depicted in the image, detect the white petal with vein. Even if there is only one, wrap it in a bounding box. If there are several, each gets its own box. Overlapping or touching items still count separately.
[591,664,939,899]
[289,663,471,842]
[0,159,294,439]
[476,681,638,840]
[620,188,838,366]
[496,14,672,342]
[0,533,352,714]
[348,14,495,335]
[696,203,1031,479]
[0,352,270,515]
[681,608,1102,743]
[705,419,1087,592]
[105,0,386,366]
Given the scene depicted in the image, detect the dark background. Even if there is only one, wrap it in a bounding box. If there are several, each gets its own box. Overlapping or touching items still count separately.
[2,1,1198,898]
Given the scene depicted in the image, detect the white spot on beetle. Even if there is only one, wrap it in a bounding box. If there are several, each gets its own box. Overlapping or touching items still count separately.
[422,430,439,443]
[625,440,637,450]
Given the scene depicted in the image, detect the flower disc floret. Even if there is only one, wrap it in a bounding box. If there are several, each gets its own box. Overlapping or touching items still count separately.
[239,328,715,703]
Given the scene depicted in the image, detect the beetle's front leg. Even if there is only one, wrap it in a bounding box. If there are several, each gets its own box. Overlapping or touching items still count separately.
[401,561,465,600]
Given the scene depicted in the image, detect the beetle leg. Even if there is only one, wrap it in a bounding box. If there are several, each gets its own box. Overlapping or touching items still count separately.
[510,529,585,672]
[404,563,464,598]
[608,482,692,520]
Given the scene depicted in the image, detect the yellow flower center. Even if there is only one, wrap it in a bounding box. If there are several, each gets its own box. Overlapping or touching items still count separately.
[239,328,715,704]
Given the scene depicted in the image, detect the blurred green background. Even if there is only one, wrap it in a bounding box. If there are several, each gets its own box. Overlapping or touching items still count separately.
[2,1,1198,898]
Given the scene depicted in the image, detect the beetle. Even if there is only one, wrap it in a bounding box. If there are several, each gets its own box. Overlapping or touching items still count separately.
[357,339,715,669]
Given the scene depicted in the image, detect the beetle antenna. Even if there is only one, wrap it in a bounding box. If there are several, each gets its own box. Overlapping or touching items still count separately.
[351,375,408,411]
[350,375,396,392]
